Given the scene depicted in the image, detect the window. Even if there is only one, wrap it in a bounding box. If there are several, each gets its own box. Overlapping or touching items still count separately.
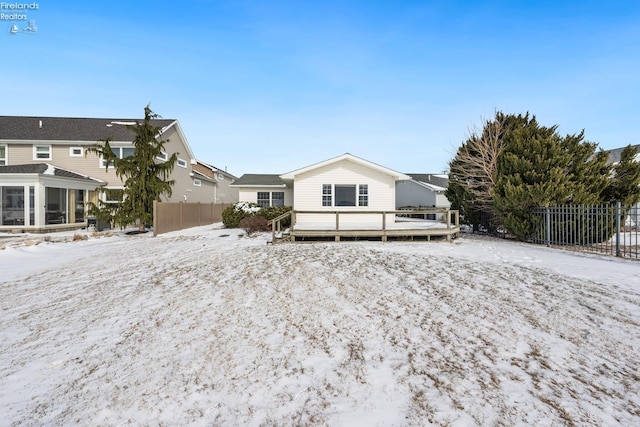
[177,158,187,168]
[0,144,6,165]
[358,184,368,207]
[272,192,285,207]
[322,184,332,207]
[73,190,85,223]
[156,151,168,161]
[33,145,51,160]
[257,192,270,208]
[100,146,135,167]
[70,147,83,157]
[335,185,356,206]
[217,173,225,180]
[103,188,124,203]
[1,186,25,226]
[45,187,67,225]
[193,178,201,187]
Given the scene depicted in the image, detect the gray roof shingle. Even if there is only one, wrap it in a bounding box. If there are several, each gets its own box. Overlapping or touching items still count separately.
[0,116,175,142]
[405,173,449,188]
[0,163,104,183]
[231,174,286,186]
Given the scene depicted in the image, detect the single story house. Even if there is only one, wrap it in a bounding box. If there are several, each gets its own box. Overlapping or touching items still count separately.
[231,153,451,228]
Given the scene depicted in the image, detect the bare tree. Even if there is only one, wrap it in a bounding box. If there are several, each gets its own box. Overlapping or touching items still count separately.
[446,112,531,229]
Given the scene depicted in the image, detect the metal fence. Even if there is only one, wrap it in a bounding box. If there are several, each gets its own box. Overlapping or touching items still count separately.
[531,202,639,259]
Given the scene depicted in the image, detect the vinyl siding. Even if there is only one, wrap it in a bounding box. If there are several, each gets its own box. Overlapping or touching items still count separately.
[238,187,293,206]
[0,126,213,203]
[293,159,396,226]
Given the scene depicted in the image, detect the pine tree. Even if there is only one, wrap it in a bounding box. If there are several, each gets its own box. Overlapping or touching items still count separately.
[602,145,640,205]
[87,105,178,232]
[493,121,611,240]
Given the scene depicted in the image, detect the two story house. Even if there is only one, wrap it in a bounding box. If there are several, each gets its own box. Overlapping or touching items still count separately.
[0,115,229,232]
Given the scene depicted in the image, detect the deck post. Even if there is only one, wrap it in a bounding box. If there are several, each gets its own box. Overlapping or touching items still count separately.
[382,212,387,242]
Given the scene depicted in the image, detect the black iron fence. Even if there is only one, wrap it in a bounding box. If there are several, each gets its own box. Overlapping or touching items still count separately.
[531,202,639,259]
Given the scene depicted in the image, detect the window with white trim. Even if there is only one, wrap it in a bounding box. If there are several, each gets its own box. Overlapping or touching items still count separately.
[100,146,134,167]
[272,191,285,207]
[156,151,168,161]
[193,178,201,187]
[177,158,187,168]
[33,145,51,160]
[257,192,270,208]
[358,184,368,207]
[322,184,332,206]
[218,173,224,180]
[335,184,356,206]
[70,147,83,157]
[103,188,124,203]
[0,144,6,166]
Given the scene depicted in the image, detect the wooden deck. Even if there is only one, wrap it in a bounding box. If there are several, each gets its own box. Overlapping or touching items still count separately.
[271,209,460,243]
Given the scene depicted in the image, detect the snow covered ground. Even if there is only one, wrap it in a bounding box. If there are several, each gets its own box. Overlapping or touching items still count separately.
[1,225,639,426]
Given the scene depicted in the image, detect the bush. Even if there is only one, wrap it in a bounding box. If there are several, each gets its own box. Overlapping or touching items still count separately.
[257,206,292,227]
[239,216,269,235]
[222,202,261,228]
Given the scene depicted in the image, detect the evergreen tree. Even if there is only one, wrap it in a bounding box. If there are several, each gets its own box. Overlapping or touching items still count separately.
[602,145,640,205]
[87,105,178,232]
[493,121,610,240]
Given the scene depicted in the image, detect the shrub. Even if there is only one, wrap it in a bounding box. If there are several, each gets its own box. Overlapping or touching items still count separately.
[257,206,292,227]
[222,202,261,228]
[239,216,269,235]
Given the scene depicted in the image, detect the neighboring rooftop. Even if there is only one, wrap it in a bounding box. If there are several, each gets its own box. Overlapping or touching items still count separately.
[406,173,449,189]
[0,116,175,142]
[606,144,640,164]
[231,174,287,187]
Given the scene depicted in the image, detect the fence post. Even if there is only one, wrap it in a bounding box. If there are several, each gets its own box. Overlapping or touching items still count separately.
[153,200,158,236]
[545,206,551,247]
[616,201,621,257]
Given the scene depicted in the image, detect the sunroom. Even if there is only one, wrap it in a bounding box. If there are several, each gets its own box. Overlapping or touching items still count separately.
[0,164,104,232]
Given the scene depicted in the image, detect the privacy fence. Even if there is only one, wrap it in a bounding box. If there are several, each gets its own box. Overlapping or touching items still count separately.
[153,201,231,236]
[530,202,639,259]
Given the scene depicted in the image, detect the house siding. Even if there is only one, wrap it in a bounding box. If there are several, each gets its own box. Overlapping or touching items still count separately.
[238,187,293,206]
[192,163,239,204]
[292,159,396,226]
[396,180,451,208]
[0,126,214,203]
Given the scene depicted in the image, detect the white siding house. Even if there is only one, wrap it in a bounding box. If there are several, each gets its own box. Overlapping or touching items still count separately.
[230,174,293,208]
[280,153,411,227]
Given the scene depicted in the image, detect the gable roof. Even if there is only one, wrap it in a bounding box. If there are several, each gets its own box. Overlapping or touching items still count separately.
[0,163,105,184]
[230,174,287,187]
[406,173,449,190]
[0,116,176,142]
[280,153,411,181]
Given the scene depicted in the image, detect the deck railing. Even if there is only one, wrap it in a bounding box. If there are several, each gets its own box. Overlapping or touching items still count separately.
[271,208,459,242]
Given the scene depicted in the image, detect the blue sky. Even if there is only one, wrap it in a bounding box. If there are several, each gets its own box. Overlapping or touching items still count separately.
[3,1,639,176]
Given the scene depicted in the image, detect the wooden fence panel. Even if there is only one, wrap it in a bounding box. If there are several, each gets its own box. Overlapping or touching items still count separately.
[153,202,231,236]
